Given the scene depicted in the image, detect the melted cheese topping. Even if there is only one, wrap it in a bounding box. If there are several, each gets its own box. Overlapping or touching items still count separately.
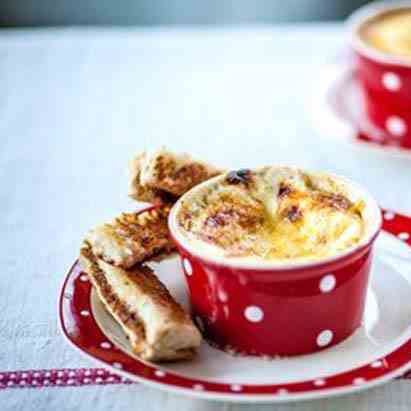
[177,167,365,262]
[361,9,411,58]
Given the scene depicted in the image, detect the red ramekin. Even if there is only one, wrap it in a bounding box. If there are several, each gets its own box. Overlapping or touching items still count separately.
[349,1,411,148]
[168,172,382,357]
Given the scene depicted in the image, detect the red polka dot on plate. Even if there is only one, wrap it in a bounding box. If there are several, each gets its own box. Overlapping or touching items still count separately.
[382,72,401,91]
[244,306,264,322]
[386,116,407,137]
[319,274,336,293]
[183,258,193,276]
[317,330,333,347]
[398,232,410,241]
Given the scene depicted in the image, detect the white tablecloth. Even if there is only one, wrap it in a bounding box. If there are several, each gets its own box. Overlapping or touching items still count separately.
[1,25,410,411]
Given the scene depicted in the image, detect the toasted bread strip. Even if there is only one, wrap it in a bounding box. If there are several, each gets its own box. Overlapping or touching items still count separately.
[128,153,174,204]
[86,205,175,269]
[79,243,201,362]
[129,148,224,203]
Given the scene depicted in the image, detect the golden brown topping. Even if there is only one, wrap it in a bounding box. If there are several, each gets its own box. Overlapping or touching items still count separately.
[284,205,302,223]
[316,192,352,211]
[278,183,292,198]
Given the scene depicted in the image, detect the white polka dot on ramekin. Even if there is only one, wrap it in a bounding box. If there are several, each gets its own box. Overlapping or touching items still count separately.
[386,116,407,137]
[68,371,76,377]
[112,362,123,369]
[319,274,336,293]
[353,377,366,385]
[67,379,75,385]
[244,306,264,323]
[277,388,288,395]
[371,360,383,368]
[84,370,91,376]
[382,72,401,91]
[7,381,14,387]
[155,370,166,378]
[83,378,91,384]
[96,377,103,383]
[80,310,90,317]
[384,211,395,221]
[19,381,26,386]
[314,379,326,387]
[231,384,242,392]
[100,342,112,349]
[80,274,89,282]
[57,371,64,377]
[317,330,333,347]
[183,258,193,276]
[9,374,16,379]
[44,380,50,385]
[218,289,228,302]
[398,232,410,241]
[97,370,104,376]
[193,384,204,391]
[33,372,40,378]
[56,379,62,385]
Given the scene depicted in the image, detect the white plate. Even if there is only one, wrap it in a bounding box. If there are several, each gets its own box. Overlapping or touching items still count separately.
[60,222,411,403]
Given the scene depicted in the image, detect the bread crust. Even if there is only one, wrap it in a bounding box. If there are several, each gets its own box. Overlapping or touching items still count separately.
[79,242,201,362]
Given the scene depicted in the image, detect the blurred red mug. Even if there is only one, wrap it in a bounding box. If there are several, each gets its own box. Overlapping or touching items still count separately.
[349,1,411,148]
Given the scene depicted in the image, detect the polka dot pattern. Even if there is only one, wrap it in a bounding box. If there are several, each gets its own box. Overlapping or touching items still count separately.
[319,275,336,293]
[383,211,395,221]
[0,369,132,390]
[100,342,111,349]
[382,72,401,91]
[398,232,410,241]
[314,379,326,387]
[386,116,407,137]
[244,306,264,323]
[317,330,333,347]
[183,258,193,276]
[230,384,242,392]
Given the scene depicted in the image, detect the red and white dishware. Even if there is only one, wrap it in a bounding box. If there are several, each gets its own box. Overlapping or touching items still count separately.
[310,60,411,159]
[60,207,411,403]
[350,1,411,149]
[168,175,381,357]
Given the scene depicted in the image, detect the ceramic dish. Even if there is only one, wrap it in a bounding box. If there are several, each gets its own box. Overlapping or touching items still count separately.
[168,170,381,357]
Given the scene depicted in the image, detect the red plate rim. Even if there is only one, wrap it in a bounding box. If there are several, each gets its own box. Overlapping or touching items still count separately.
[59,208,411,402]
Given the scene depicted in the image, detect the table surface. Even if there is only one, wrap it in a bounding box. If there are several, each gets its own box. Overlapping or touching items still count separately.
[1,24,411,411]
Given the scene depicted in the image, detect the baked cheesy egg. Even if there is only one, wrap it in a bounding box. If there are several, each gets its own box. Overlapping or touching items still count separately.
[175,167,370,262]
